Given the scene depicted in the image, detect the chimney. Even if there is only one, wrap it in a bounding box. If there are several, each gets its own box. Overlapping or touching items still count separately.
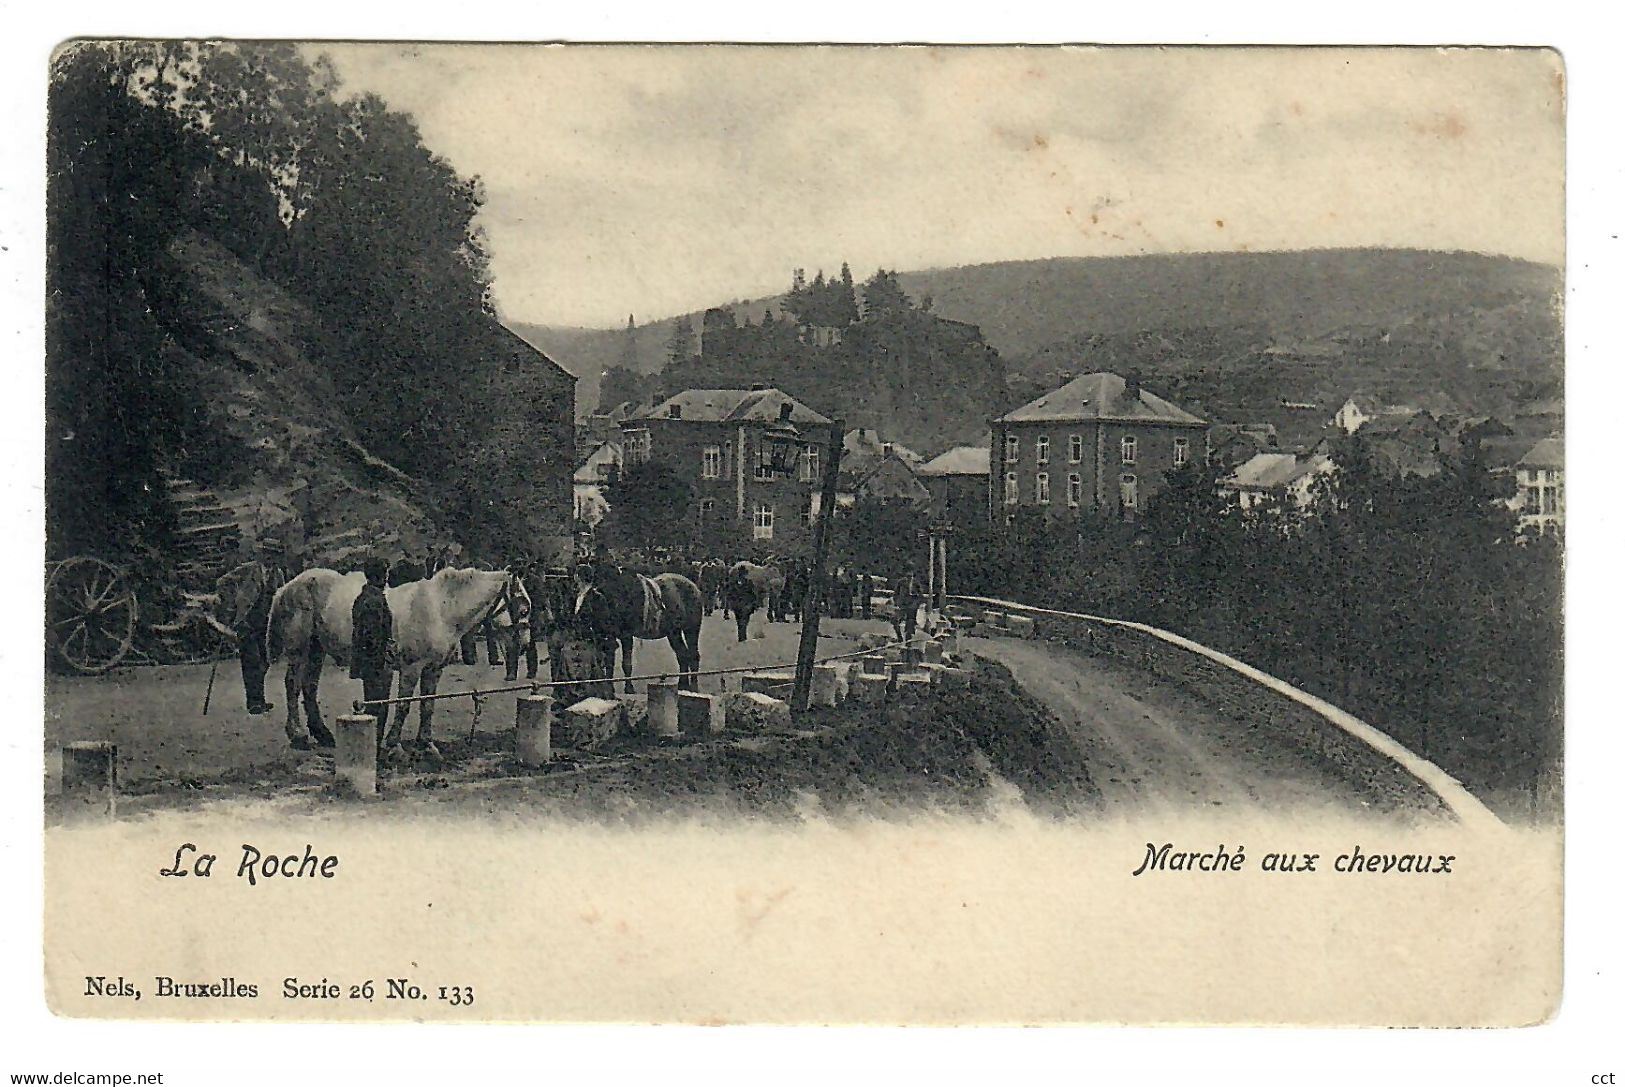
[1124,371,1143,401]
[779,402,794,422]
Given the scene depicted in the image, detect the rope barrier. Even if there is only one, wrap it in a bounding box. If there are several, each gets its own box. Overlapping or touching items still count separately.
[352,635,909,714]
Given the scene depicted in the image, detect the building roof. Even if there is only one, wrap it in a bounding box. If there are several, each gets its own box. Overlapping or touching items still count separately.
[918,445,990,477]
[495,322,578,382]
[996,372,1205,426]
[630,387,831,427]
[1227,452,1333,491]
[842,428,924,467]
[1517,437,1564,471]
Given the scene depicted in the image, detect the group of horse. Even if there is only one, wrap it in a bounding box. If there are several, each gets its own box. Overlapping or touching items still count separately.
[256,557,790,759]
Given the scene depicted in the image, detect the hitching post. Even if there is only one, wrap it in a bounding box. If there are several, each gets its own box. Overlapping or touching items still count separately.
[334,713,378,796]
[515,694,553,767]
[60,741,117,819]
[791,417,845,712]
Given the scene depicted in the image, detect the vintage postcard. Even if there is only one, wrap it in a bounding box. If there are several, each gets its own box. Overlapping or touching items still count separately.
[41,42,1563,1025]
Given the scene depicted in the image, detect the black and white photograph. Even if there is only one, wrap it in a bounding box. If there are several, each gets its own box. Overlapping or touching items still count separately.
[30,39,1571,1033]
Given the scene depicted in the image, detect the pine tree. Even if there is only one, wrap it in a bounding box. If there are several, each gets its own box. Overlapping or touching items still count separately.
[664,317,696,365]
[618,314,639,371]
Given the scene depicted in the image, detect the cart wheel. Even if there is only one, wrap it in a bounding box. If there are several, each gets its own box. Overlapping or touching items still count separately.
[46,557,138,675]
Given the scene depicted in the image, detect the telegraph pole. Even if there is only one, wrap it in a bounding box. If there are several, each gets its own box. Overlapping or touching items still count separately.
[791,418,845,711]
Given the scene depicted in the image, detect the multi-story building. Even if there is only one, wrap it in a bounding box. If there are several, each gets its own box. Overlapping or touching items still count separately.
[990,371,1207,520]
[620,385,831,551]
[1513,436,1564,539]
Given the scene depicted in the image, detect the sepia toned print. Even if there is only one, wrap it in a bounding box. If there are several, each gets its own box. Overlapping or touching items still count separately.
[42,43,1562,1024]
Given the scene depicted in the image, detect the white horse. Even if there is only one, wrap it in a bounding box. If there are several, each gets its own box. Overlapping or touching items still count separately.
[266,566,528,759]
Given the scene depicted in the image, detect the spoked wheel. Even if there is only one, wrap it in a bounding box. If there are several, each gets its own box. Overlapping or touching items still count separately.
[46,556,139,675]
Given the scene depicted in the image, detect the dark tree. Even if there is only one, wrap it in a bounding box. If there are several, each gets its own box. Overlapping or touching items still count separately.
[603,459,693,552]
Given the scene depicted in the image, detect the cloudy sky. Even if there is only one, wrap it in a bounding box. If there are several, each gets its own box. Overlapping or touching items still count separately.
[316,45,1564,329]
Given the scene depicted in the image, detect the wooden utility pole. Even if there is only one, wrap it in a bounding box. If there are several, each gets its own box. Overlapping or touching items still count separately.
[792,418,845,711]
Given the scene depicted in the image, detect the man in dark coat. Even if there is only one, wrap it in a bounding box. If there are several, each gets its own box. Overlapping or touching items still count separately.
[215,538,289,716]
[860,572,874,620]
[892,569,920,643]
[350,556,394,747]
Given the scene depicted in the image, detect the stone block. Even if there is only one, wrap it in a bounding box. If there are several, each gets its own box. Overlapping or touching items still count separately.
[646,681,679,738]
[725,691,793,733]
[562,696,624,750]
[922,639,944,664]
[811,664,841,707]
[860,654,888,676]
[850,672,891,704]
[1007,614,1036,639]
[677,690,726,736]
[896,672,934,702]
[982,610,1005,628]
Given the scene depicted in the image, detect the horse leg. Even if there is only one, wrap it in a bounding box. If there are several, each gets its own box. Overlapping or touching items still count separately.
[666,632,689,690]
[621,634,635,695]
[384,664,418,754]
[302,640,334,747]
[417,666,442,762]
[283,651,311,748]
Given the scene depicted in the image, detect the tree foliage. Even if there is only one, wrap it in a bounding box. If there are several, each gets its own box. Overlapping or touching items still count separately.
[46,42,542,558]
[602,458,693,552]
[949,446,1561,818]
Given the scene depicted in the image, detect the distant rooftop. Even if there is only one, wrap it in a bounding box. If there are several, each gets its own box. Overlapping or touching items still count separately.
[918,445,990,477]
[1228,451,1333,490]
[631,387,832,426]
[996,372,1205,426]
[1517,437,1563,471]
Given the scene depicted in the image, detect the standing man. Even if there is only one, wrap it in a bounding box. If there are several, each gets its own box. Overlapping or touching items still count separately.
[860,571,874,621]
[350,556,394,747]
[893,568,920,644]
[214,537,290,716]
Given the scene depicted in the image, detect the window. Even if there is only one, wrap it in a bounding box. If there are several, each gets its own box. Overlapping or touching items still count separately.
[1120,435,1137,465]
[698,498,716,518]
[1069,434,1083,463]
[1004,472,1019,505]
[701,445,721,479]
[1036,436,1050,465]
[1005,435,1019,463]
[801,448,820,483]
[625,428,651,465]
[753,503,775,539]
[1120,473,1138,510]
[1173,437,1189,466]
[753,440,774,481]
[1036,472,1050,505]
[1068,473,1082,507]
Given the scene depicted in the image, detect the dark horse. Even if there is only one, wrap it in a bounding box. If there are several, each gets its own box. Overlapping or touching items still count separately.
[576,567,705,692]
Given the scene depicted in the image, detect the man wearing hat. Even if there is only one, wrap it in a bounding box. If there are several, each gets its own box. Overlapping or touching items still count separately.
[350,555,395,746]
[215,537,290,716]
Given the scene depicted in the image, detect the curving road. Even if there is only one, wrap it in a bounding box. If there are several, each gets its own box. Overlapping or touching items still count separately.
[967,633,1425,818]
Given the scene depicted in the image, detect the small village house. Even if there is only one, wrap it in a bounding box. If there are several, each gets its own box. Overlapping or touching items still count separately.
[1513,436,1564,538]
[1221,451,1336,513]
[918,444,991,531]
[572,439,621,528]
[990,371,1208,520]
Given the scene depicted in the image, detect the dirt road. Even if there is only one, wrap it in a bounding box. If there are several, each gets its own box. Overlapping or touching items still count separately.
[968,634,1410,818]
